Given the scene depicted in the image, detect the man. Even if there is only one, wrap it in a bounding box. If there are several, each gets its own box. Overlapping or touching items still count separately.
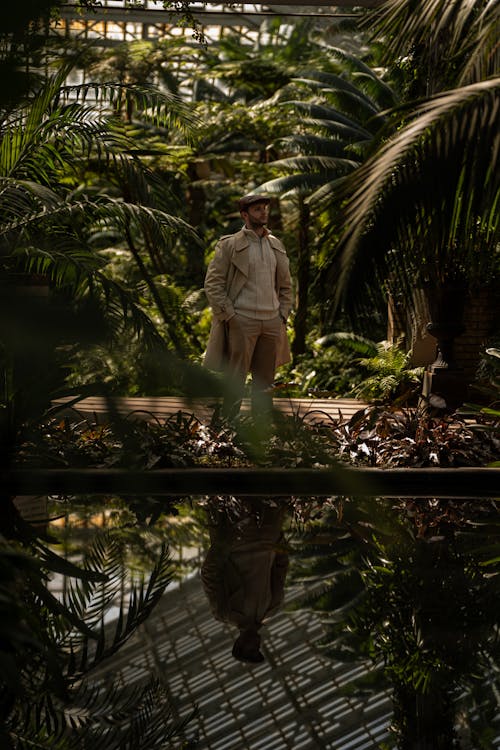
[201,498,289,664]
[204,194,293,415]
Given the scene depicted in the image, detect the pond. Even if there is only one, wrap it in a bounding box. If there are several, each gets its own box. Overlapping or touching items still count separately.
[48,493,500,750]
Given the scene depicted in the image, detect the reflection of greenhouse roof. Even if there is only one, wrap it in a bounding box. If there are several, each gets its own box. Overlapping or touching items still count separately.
[96,574,393,748]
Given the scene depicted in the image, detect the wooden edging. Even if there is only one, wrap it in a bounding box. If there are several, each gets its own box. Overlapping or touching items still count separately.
[3,467,499,499]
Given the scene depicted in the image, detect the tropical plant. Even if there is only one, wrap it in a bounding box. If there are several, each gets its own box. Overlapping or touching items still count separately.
[290,495,500,749]
[322,78,500,319]
[0,512,194,747]
[275,330,378,397]
[457,347,500,459]
[370,0,499,96]
[319,0,499,384]
[0,57,206,745]
[352,340,424,403]
[257,44,400,354]
[0,59,209,442]
[260,44,399,204]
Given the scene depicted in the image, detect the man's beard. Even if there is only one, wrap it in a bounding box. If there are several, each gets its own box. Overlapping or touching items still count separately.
[248,217,266,230]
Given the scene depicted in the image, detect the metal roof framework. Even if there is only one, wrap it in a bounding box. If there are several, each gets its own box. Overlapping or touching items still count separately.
[54,1,376,45]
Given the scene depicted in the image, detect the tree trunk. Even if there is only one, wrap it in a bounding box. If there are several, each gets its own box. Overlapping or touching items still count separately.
[292,197,310,359]
[393,683,456,750]
[185,163,207,287]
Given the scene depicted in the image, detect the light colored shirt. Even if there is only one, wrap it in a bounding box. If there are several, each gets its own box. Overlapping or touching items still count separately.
[233,228,279,320]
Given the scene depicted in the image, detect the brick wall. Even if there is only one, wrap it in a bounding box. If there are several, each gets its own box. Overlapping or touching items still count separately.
[389,287,499,381]
[455,289,500,380]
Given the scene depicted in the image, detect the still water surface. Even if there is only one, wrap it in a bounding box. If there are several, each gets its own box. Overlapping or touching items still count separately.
[85,495,500,749]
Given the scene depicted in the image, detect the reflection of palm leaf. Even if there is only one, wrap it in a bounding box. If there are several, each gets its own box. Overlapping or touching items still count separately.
[292,497,500,745]
[6,532,179,746]
[67,537,172,674]
[17,677,193,749]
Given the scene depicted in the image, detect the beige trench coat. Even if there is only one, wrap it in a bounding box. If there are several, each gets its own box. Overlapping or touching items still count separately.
[200,503,289,630]
[203,227,293,371]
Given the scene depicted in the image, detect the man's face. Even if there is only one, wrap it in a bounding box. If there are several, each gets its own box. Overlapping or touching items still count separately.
[243,201,269,229]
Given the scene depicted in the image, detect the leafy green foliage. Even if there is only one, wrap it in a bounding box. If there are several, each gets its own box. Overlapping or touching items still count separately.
[290,495,500,748]
[353,340,424,404]
[0,55,203,747]
[276,333,422,403]
[318,0,500,329]
[259,45,399,208]
[368,0,499,93]
[324,78,500,321]
[458,347,500,448]
[1,11,499,748]
[0,513,190,747]
[0,58,216,477]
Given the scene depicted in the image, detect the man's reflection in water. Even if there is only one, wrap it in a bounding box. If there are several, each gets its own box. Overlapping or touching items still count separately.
[201,497,289,664]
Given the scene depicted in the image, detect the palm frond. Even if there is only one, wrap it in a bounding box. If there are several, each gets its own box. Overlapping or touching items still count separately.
[292,76,383,121]
[277,134,352,157]
[367,0,474,61]
[269,155,359,173]
[1,67,197,186]
[0,177,61,220]
[351,71,399,111]
[13,676,193,749]
[315,332,379,357]
[295,69,376,99]
[301,117,371,141]
[72,542,173,675]
[307,174,358,212]
[1,193,198,254]
[324,77,500,316]
[367,0,498,87]
[257,172,350,197]
[58,80,199,134]
[320,43,388,81]
[89,274,168,349]
[283,101,373,138]
[460,0,500,83]
[54,534,126,648]
[65,677,191,748]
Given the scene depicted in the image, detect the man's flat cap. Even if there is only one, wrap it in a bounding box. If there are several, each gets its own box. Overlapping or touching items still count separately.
[238,194,271,211]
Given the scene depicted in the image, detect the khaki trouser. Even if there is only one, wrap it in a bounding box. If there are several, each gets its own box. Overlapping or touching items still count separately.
[224,313,282,415]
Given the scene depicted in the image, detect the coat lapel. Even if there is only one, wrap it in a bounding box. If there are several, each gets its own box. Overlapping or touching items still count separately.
[231,230,249,276]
